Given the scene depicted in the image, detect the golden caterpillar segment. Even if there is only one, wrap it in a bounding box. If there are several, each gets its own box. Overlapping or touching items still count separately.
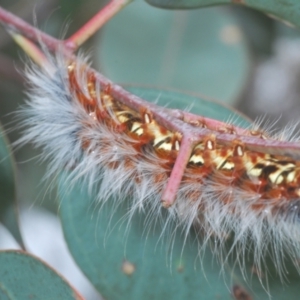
[68,62,300,213]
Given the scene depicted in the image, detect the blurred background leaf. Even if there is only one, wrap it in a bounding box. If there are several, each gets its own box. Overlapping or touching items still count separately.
[97,1,251,105]
[0,123,24,248]
[145,0,300,28]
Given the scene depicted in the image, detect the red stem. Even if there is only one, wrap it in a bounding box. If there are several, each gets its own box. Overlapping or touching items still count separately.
[65,0,132,51]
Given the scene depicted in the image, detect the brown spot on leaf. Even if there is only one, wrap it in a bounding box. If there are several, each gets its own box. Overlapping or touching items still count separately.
[231,285,252,300]
[176,261,184,273]
[232,0,245,4]
[220,25,242,45]
[122,260,136,276]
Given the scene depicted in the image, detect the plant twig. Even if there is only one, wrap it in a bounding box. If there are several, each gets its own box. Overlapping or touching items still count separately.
[65,0,133,51]
[0,0,132,52]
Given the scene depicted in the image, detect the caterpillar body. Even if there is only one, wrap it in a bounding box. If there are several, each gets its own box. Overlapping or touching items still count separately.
[19,51,300,282]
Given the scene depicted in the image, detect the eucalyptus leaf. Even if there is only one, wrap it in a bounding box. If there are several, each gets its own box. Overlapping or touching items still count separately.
[97,1,250,105]
[60,179,235,300]
[0,123,24,248]
[0,251,84,300]
[145,0,300,28]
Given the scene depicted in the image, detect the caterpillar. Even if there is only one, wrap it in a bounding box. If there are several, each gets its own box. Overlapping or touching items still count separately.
[16,48,300,286]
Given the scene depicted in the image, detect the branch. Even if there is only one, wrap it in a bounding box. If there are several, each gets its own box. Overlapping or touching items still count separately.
[65,0,133,51]
[0,0,133,52]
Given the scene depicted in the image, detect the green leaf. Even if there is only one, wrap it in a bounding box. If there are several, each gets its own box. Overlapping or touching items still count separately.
[60,180,235,300]
[0,123,24,248]
[145,0,300,28]
[97,1,250,105]
[59,88,300,299]
[0,250,84,300]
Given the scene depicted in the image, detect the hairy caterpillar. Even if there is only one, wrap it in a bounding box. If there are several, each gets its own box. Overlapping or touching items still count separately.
[16,47,300,287]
